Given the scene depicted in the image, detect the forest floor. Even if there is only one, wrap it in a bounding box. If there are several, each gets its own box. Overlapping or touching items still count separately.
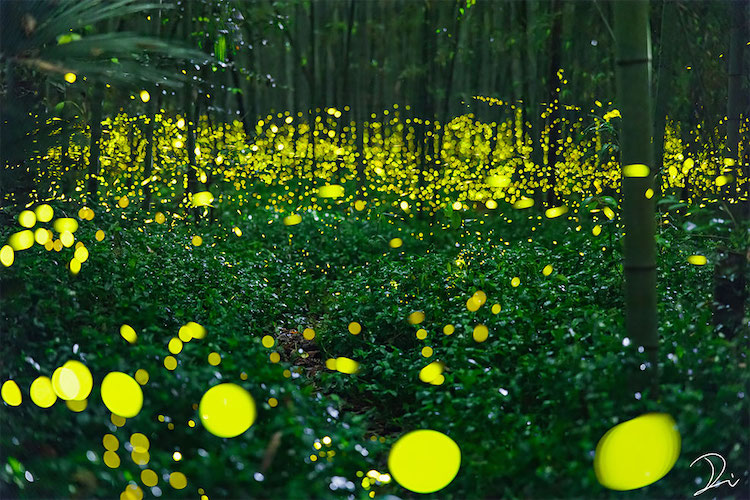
[0,199,748,499]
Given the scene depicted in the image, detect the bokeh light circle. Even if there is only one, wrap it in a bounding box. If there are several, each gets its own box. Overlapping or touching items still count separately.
[388,429,461,494]
[101,372,143,418]
[198,383,256,438]
[594,413,680,491]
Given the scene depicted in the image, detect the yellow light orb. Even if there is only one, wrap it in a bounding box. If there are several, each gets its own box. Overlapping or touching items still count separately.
[53,217,78,233]
[0,245,14,267]
[51,360,92,400]
[408,311,425,325]
[118,196,130,208]
[9,230,34,251]
[18,210,36,228]
[472,324,489,343]
[135,369,149,385]
[318,184,345,198]
[66,399,87,412]
[60,231,75,248]
[100,372,143,418]
[303,328,315,340]
[594,413,680,490]
[419,362,444,383]
[120,324,137,344]
[34,228,49,245]
[191,235,203,246]
[542,264,553,276]
[491,304,501,314]
[95,229,105,241]
[34,204,54,222]
[103,450,120,469]
[348,322,362,335]
[388,430,461,494]
[207,352,221,366]
[169,472,187,489]
[198,383,256,438]
[511,277,520,288]
[336,357,359,374]
[443,324,454,335]
[139,90,150,103]
[168,337,183,354]
[155,212,166,224]
[623,164,650,178]
[389,238,403,248]
[545,205,568,219]
[30,376,57,408]
[191,191,214,207]
[164,356,177,371]
[261,335,275,348]
[103,433,119,451]
[64,72,77,83]
[1,380,22,406]
[283,214,302,226]
[687,255,707,266]
[74,245,89,262]
[512,197,534,209]
[141,469,158,487]
[354,200,366,211]
[421,346,433,357]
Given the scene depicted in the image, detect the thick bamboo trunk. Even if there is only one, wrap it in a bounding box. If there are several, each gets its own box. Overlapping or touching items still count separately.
[613,0,659,390]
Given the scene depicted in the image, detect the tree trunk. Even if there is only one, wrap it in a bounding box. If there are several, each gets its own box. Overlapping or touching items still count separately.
[613,0,659,393]
[545,0,562,208]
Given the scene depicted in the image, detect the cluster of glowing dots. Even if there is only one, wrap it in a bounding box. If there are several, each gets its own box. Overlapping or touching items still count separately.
[199,383,257,438]
[419,362,445,385]
[594,413,680,490]
[164,322,207,370]
[325,357,360,374]
[388,430,461,494]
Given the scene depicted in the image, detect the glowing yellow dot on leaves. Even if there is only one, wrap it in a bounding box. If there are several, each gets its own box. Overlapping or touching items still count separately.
[66,399,87,412]
[262,335,275,348]
[51,360,92,400]
[141,469,158,487]
[283,214,302,226]
[303,328,315,340]
[592,225,602,236]
[623,164,650,177]
[111,413,126,427]
[164,356,177,370]
[123,484,143,500]
[408,311,425,325]
[491,304,502,315]
[172,451,182,461]
[1,380,22,406]
[389,238,403,248]
[645,189,654,199]
[542,264,553,276]
[416,328,428,340]
[155,212,166,224]
[545,206,568,219]
[269,352,281,363]
[233,226,242,237]
[103,433,119,451]
[687,255,707,265]
[348,322,362,335]
[594,413,680,490]
[69,257,81,275]
[130,433,150,453]
[473,324,489,343]
[100,372,143,418]
[486,175,511,188]
[318,185,345,198]
[485,199,498,209]
[513,197,534,209]
[135,369,149,385]
[9,230,34,251]
[35,204,54,222]
[192,191,214,207]
[336,357,359,374]
[268,397,278,407]
[61,231,75,248]
[139,90,150,103]
[511,277,520,287]
[603,207,615,220]
[388,430,461,494]
[53,217,78,234]
[199,383,256,438]
[169,472,187,489]
[0,245,14,267]
[421,346,433,358]
[715,175,730,187]
[34,228,48,245]
[325,358,337,370]
[192,235,203,246]
[120,324,137,344]
[64,72,77,83]
[207,352,221,366]
[419,362,444,383]
[30,376,57,408]
[103,450,121,469]
[443,324,454,335]
[118,196,130,209]
[168,337,183,354]
[355,200,366,211]
[74,245,89,262]
[18,210,36,228]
